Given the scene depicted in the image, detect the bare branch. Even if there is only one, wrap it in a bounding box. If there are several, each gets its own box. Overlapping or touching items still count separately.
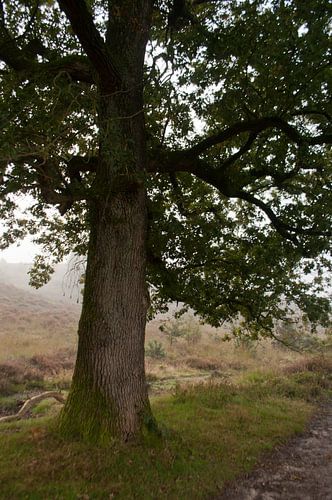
[0,391,65,423]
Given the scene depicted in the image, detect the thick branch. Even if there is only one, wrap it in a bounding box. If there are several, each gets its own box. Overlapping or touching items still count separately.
[149,145,331,247]
[58,0,121,91]
[188,117,332,157]
[149,116,331,178]
[67,155,98,172]
[0,7,93,83]
[0,28,93,83]
[0,391,65,423]
[43,56,93,84]
[2,154,88,213]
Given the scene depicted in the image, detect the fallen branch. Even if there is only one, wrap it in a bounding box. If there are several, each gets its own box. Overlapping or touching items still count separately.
[0,391,66,423]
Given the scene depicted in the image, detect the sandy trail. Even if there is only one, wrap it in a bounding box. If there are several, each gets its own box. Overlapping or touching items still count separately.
[216,402,332,500]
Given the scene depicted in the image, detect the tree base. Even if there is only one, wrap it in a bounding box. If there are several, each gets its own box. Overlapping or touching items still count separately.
[57,384,157,444]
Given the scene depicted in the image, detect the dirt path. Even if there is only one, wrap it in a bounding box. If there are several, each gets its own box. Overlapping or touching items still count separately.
[216,402,332,500]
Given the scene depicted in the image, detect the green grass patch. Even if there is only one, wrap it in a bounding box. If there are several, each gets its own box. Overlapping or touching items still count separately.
[0,370,324,499]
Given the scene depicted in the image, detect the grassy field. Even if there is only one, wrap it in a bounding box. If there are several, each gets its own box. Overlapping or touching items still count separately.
[0,353,332,498]
[1,365,332,499]
[1,288,332,499]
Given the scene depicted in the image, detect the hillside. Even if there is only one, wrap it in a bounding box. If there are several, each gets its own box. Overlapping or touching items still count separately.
[0,282,79,360]
[0,259,83,305]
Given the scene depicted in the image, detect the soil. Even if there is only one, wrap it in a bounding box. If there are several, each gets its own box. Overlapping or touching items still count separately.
[216,402,332,500]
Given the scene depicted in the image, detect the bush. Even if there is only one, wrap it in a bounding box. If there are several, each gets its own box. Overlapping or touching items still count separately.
[29,350,75,375]
[0,360,44,396]
[145,341,166,359]
[185,356,222,371]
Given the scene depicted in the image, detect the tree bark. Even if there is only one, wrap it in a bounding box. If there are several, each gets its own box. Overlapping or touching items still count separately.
[59,180,154,442]
[59,0,154,442]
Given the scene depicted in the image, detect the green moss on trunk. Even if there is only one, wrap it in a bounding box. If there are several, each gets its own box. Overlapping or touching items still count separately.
[58,382,157,443]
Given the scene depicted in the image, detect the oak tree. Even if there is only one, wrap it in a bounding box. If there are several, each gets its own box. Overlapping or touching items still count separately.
[0,0,331,441]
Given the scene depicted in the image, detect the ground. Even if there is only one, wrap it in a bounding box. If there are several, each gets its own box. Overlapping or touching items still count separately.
[218,402,332,500]
[1,276,332,497]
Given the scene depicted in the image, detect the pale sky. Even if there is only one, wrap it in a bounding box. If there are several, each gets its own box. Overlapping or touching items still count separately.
[0,195,42,263]
[0,237,37,263]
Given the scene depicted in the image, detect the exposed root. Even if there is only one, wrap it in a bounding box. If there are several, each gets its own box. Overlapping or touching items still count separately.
[0,391,66,423]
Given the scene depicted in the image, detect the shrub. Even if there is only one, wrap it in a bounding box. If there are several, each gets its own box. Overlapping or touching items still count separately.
[0,360,44,396]
[274,322,322,352]
[145,341,166,359]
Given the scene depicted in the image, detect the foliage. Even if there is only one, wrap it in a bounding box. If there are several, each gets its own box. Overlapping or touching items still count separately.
[0,1,331,334]
[159,315,202,345]
[321,328,332,351]
[233,326,259,353]
[183,316,202,345]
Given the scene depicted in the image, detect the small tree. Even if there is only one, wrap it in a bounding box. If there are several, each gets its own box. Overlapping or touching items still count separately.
[183,317,202,345]
[159,318,184,346]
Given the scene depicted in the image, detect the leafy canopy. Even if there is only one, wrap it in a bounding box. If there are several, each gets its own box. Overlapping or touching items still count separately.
[0,0,331,333]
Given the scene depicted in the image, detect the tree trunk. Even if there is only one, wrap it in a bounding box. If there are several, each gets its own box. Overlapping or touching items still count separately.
[59,1,154,441]
[59,180,154,442]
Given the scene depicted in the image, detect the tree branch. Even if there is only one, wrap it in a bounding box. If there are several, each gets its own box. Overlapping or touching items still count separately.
[0,391,65,423]
[0,18,93,83]
[66,155,98,182]
[2,154,88,214]
[58,0,121,91]
[290,109,332,123]
[237,190,332,243]
[187,117,332,157]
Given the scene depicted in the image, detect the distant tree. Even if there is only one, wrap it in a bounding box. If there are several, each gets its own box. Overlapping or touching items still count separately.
[0,0,331,442]
[159,318,185,345]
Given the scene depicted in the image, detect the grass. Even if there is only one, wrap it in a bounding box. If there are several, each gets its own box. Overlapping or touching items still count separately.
[1,367,331,499]
[1,295,332,498]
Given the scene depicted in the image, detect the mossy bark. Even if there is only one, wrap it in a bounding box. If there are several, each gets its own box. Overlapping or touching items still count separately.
[59,1,155,442]
[59,181,155,442]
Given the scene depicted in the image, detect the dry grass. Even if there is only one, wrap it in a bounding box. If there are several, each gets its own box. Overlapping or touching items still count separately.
[1,287,331,399]
[282,356,332,375]
[145,319,310,379]
[0,350,75,396]
[1,305,331,498]
[0,283,79,361]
